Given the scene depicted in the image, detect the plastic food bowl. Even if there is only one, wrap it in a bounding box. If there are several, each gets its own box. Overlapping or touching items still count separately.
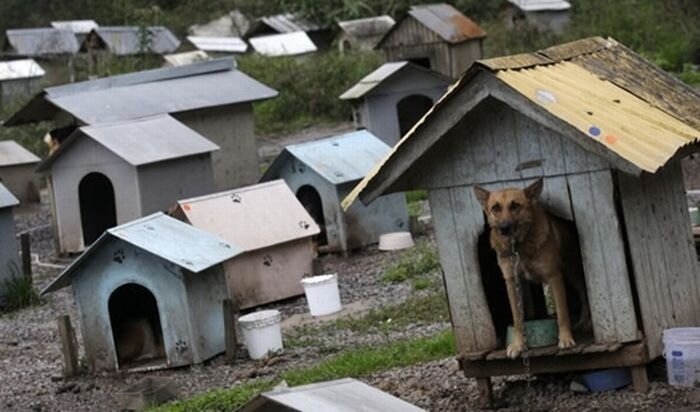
[378,232,415,251]
[581,368,632,392]
[506,319,559,348]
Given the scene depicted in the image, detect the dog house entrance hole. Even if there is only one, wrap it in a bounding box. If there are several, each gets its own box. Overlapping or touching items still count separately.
[296,185,327,245]
[79,172,117,246]
[397,95,434,137]
[108,284,166,369]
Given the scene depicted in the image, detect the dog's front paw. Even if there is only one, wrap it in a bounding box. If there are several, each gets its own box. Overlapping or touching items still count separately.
[558,334,576,349]
[506,340,526,358]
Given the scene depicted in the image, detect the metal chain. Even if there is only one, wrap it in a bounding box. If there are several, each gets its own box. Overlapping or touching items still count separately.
[511,241,532,390]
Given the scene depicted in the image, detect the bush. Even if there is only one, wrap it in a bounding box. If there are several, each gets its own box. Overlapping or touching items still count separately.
[2,274,41,312]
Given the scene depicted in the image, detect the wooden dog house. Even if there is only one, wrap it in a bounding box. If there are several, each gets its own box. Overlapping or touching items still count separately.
[173,180,320,309]
[41,213,240,372]
[345,37,700,404]
[261,130,409,253]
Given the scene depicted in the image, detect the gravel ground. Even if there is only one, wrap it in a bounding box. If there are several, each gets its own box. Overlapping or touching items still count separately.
[3,199,700,411]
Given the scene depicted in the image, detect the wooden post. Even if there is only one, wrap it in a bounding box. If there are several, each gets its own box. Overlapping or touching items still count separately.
[20,232,31,280]
[223,299,239,364]
[312,258,324,276]
[476,377,494,408]
[630,365,649,392]
[57,315,79,377]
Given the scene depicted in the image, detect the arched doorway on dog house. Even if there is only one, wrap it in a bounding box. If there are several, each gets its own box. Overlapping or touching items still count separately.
[78,172,116,246]
[296,185,327,245]
[108,283,166,369]
[397,94,434,137]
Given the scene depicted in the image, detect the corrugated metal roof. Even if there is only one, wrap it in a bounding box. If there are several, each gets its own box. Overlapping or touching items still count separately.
[508,0,571,12]
[263,130,391,185]
[259,13,320,34]
[0,59,44,81]
[250,31,317,57]
[5,28,79,56]
[342,37,700,209]
[41,213,241,294]
[37,115,218,171]
[0,140,40,167]
[89,26,180,55]
[190,10,250,37]
[407,3,486,43]
[163,50,211,67]
[0,182,19,209]
[51,20,99,34]
[177,180,320,252]
[240,378,425,412]
[187,36,248,53]
[340,61,450,100]
[338,16,395,38]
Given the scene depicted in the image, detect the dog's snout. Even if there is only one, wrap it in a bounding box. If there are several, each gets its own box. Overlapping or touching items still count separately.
[497,222,515,236]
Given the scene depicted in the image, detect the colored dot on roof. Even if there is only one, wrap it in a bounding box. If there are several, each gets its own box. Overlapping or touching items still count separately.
[183,204,191,211]
[605,135,618,145]
[589,126,601,137]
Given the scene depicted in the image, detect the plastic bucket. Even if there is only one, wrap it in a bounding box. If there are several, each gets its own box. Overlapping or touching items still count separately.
[663,327,700,386]
[301,274,342,316]
[238,310,283,360]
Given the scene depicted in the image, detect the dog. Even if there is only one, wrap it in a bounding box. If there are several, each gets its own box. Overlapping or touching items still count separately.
[474,178,590,358]
[114,318,165,366]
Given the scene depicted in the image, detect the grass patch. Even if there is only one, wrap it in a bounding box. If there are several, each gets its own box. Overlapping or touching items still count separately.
[150,379,276,412]
[2,275,41,312]
[381,241,440,285]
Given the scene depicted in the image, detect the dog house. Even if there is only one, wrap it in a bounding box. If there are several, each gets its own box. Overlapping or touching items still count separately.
[0,59,45,108]
[340,61,450,146]
[337,16,395,53]
[37,114,218,255]
[0,140,40,204]
[172,180,320,309]
[376,4,486,79]
[41,213,240,372]
[261,130,409,253]
[504,0,571,35]
[81,26,180,56]
[3,28,79,85]
[345,37,700,404]
[0,184,20,303]
[5,58,278,190]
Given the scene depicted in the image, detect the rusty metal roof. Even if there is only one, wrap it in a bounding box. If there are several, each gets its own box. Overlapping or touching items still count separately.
[262,130,391,185]
[37,115,218,172]
[340,61,450,100]
[389,3,486,45]
[240,378,425,412]
[0,59,45,81]
[176,180,320,252]
[5,28,79,56]
[42,213,241,294]
[0,183,19,209]
[0,140,40,167]
[88,26,180,55]
[508,0,571,11]
[343,37,700,208]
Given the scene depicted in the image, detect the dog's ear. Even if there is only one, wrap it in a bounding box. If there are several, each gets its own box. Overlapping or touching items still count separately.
[524,177,544,200]
[473,185,490,209]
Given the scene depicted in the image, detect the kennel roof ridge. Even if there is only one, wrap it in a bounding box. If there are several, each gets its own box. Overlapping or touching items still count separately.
[41,212,241,295]
[175,179,320,252]
[339,60,451,100]
[342,36,700,208]
[0,140,40,167]
[0,183,19,209]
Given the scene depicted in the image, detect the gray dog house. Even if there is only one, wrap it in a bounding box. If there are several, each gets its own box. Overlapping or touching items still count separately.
[0,140,40,204]
[261,130,409,253]
[376,4,486,79]
[5,58,278,190]
[0,59,45,107]
[0,184,20,303]
[346,37,700,403]
[340,61,450,146]
[337,16,395,53]
[173,180,320,309]
[41,213,240,372]
[504,0,571,35]
[38,114,218,255]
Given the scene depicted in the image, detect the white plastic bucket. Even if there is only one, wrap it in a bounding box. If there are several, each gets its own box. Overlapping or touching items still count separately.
[663,327,700,386]
[238,310,283,360]
[301,274,342,316]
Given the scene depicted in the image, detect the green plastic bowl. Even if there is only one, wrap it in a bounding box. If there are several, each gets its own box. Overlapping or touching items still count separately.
[506,319,559,348]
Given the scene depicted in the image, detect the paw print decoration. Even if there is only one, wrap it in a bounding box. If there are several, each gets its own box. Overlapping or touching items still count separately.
[230,193,242,203]
[175,340,188,354]
[299,220,310,230]
[262,255,273,266]
[113,249,126,264]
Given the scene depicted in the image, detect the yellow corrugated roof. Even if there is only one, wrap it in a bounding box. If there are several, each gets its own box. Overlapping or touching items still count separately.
[497,61,700,173]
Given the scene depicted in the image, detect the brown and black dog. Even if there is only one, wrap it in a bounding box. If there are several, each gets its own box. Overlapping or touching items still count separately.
[474,178,590,358]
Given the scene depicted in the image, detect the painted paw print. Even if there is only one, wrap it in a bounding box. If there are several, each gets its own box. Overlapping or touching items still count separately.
[298,163,306,173]
[299,220,310,230]
[395,218,405,228]
[113,249,126,263]
[175,340,188,354]
[230,193,242,203]
[262,255,273,266]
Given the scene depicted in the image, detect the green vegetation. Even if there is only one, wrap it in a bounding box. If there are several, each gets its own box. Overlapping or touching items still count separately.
[2,273,41,312]
[381,241,440,285]
[152,330,455,411]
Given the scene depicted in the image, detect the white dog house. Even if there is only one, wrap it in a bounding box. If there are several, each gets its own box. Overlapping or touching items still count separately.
[340,61,450,146]
[173,180,320,309]
[0,184,20,303]
[0,140,40,204]
[41,213,240,372]
[37,114,218,254]
[261,130,409,253]
[0,59,45,107]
